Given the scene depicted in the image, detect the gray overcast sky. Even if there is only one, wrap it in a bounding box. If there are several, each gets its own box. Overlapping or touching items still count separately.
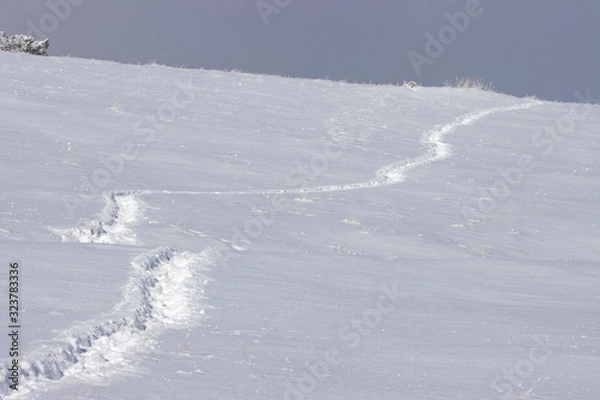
[1,1,598,103]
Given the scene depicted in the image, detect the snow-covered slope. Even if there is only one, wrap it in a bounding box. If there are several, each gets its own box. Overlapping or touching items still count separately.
[1,52,599,400]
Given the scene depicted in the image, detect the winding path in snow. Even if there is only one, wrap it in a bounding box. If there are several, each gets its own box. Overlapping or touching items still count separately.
[52,191,144,245]
[50,101,542,246]
[9,100,540,397]
[50,101,541,246]
[134,100,542,197]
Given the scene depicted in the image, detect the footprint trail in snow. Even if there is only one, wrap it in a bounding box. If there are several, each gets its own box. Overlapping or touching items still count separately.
[134,101,542,197]
[52,191,144,245]
[0,247,217,398]
[8,100,541,398]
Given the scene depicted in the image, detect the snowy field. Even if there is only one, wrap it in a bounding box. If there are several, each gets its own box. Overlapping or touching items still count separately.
[0,52,599,399]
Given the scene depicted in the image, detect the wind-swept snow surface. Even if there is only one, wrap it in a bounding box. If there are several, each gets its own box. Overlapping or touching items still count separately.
[1,53,599,399]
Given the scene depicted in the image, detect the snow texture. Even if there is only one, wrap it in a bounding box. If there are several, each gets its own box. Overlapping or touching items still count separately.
[0,52,599,399]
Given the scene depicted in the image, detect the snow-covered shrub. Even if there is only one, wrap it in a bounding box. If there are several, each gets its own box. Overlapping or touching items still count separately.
[0,31,49,56]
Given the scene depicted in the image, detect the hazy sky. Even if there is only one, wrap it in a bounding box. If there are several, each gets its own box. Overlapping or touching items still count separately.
[1,1,598,103]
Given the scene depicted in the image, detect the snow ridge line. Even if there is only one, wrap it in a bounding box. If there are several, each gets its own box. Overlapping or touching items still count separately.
[131,100,542,197]
[0,247,216,398]
[51,191,143,245]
